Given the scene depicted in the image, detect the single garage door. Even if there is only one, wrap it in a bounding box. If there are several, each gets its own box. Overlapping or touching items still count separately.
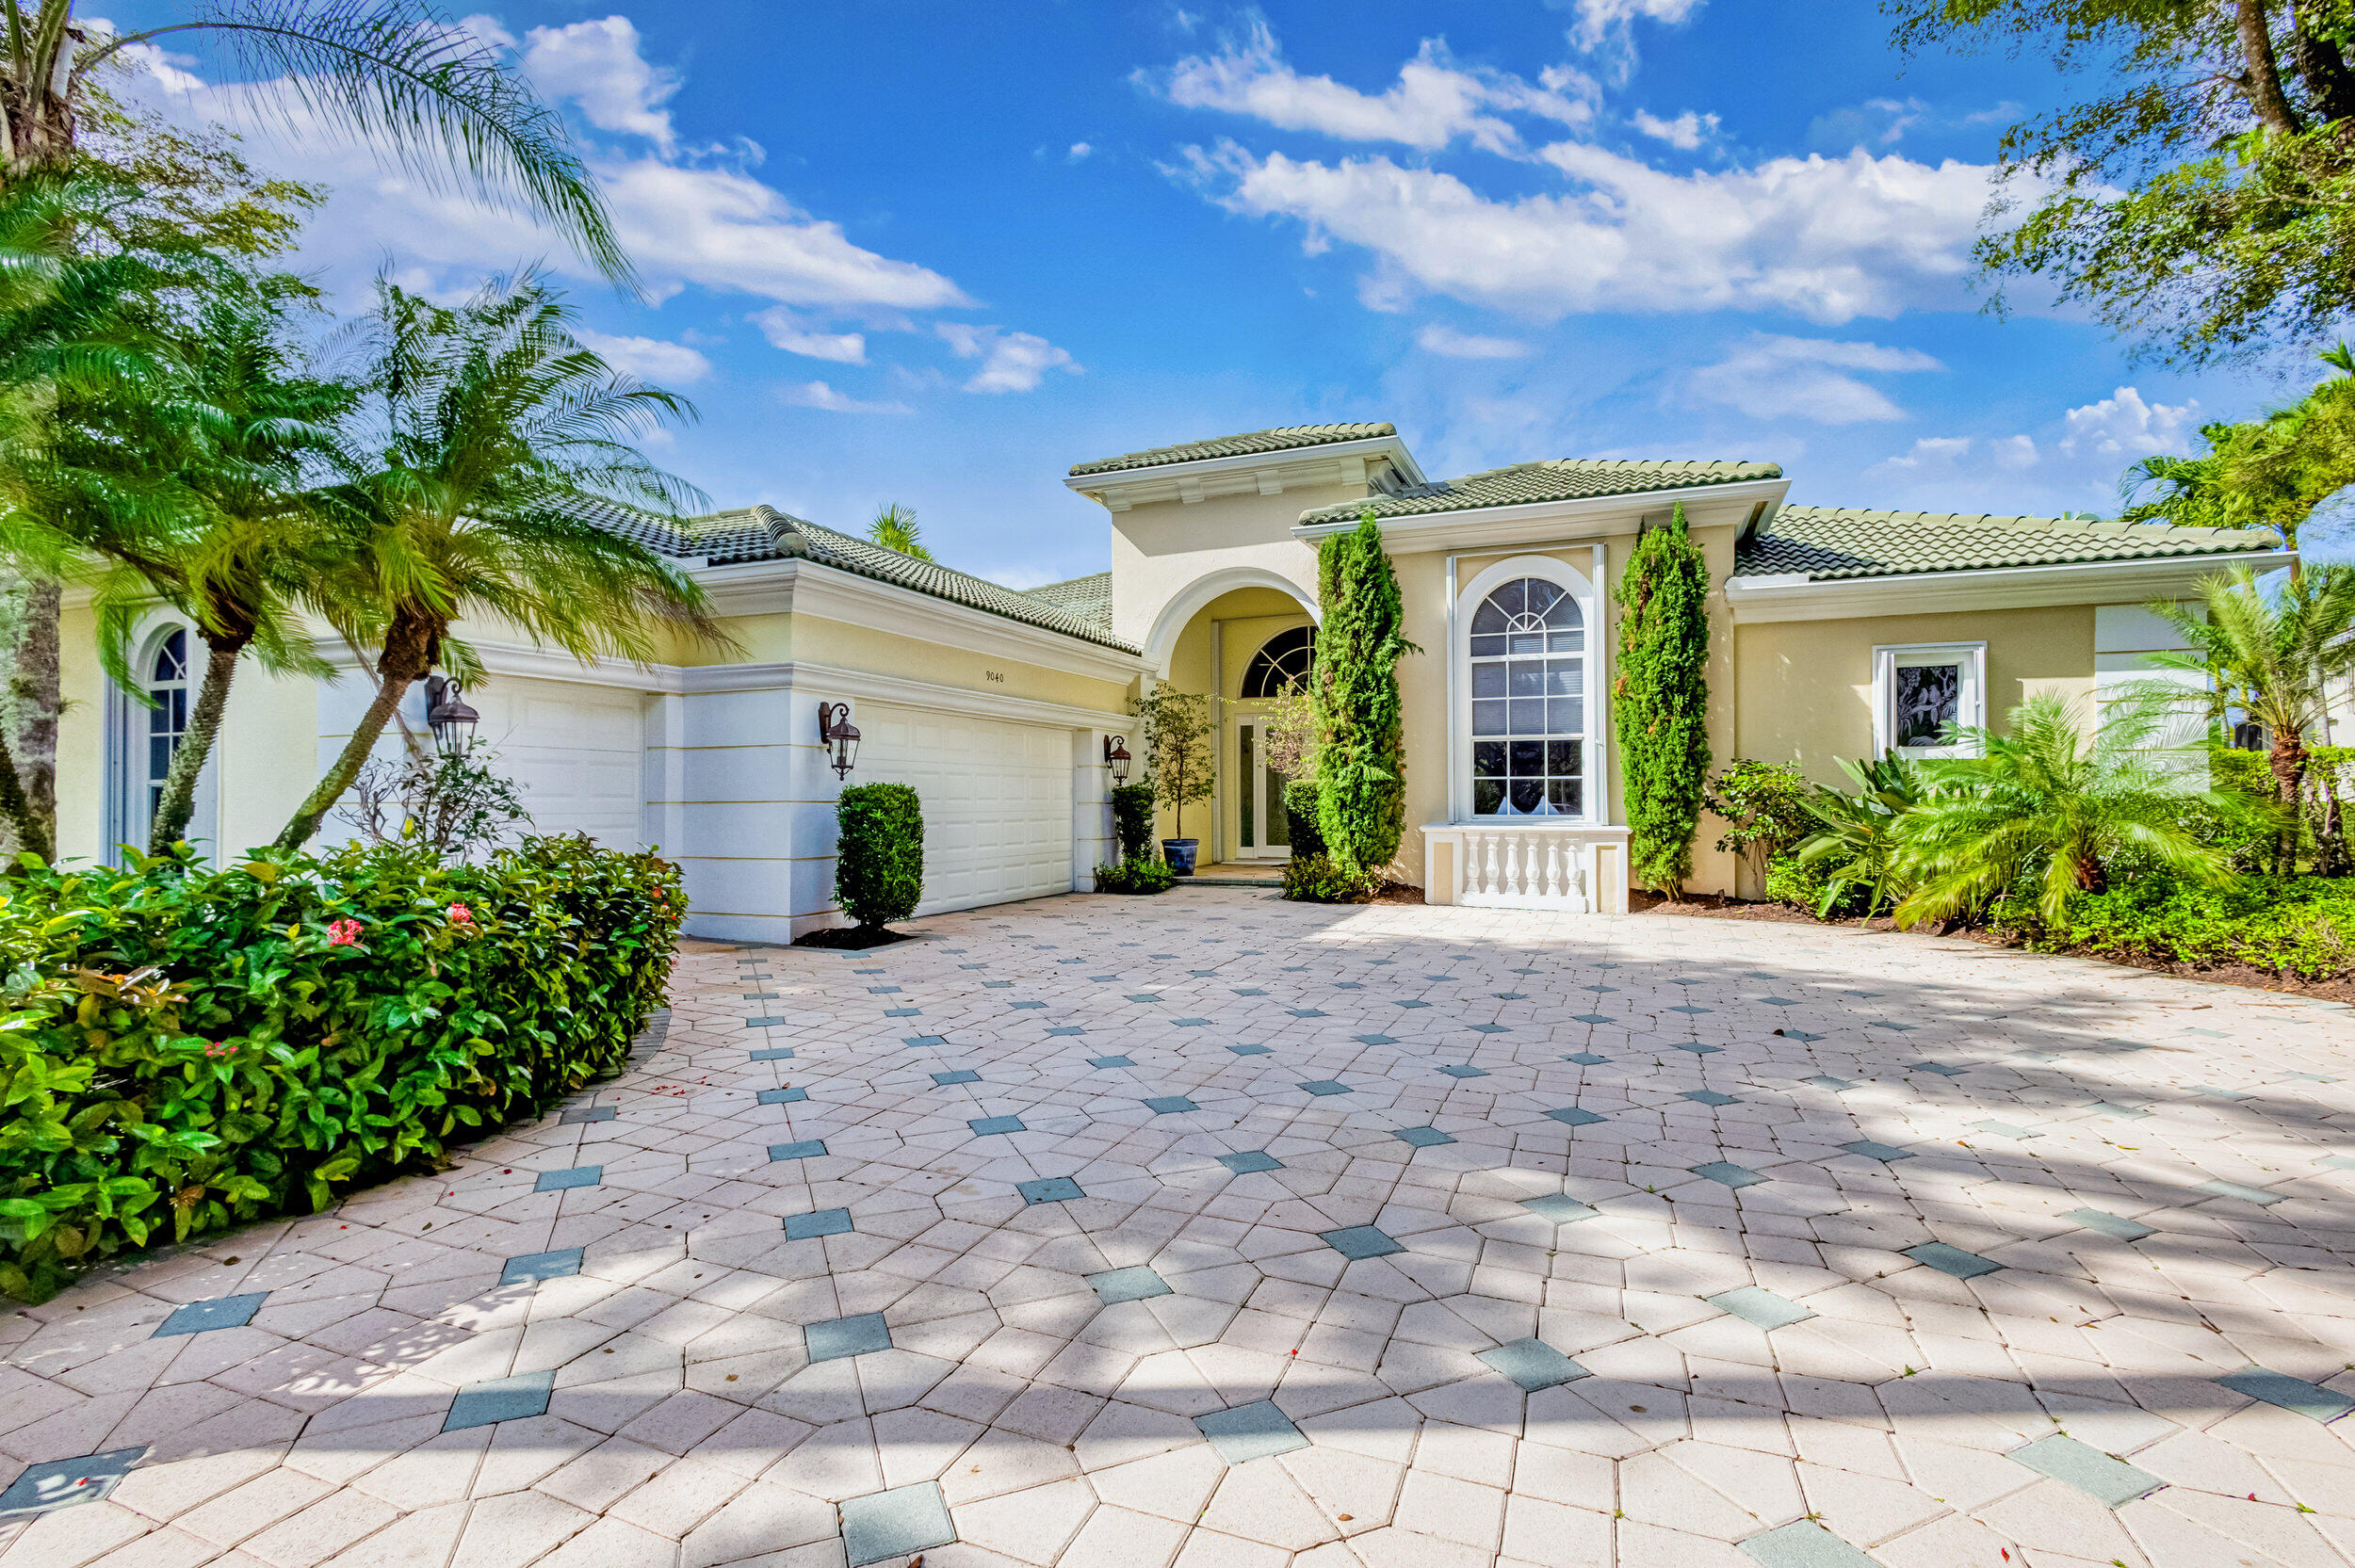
[854,703,1074,914]
[467,677,646,849]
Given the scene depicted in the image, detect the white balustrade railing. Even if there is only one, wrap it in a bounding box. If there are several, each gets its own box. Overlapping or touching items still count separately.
[1422,822,1628,913]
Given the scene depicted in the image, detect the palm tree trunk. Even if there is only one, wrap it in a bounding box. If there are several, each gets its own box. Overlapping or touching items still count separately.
[273,612,438,852]
[8,577,59,857]
[148,635,243,853]
[0,722,52,862]
[2270,727,2310,875]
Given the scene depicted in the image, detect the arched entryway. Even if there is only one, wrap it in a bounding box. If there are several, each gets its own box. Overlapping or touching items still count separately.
[1148,577,1318,866]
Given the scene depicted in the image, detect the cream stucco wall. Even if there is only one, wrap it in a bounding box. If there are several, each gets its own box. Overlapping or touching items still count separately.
[1109,482,1350,657]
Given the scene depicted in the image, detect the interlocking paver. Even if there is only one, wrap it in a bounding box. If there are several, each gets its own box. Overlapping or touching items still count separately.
[14,891,2354,1568]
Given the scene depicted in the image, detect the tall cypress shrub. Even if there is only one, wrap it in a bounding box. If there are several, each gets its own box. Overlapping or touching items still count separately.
[1613,503,1712,897]
[1314,509,1419,876]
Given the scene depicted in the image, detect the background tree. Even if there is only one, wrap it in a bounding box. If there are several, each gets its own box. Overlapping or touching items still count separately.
[1614,503,1712,897]
[1889,0,2355,367]
[1313,510,1415,878]
[275,270,720,850]
[866,501,933,561]
[2121,344,2355,555]
[1134,679,1213,843]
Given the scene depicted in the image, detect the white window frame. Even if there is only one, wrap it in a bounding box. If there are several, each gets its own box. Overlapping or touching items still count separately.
[105,618,214,864]
[1873,641,1986,758]
[1451,554,1602,823]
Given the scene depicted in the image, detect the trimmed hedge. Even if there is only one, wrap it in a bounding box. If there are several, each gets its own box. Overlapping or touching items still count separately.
[1110,783,1158,864]
[1092,858,1175,895]
[1995,874,2355,978]
[1283,778,1325,860]
[836,783,924,929]
[0,836,681,1301]
[1282,851,1381,903]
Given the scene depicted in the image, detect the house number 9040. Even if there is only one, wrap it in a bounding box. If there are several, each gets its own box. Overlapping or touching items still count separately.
[984,670,1005,682]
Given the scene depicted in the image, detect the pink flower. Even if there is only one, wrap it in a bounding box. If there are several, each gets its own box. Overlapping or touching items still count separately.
[327,918,364,947]
[202,1042,239,1059]
[447,903,475,926]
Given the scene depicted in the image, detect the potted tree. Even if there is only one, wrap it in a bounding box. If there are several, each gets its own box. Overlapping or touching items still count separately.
[1137,681,1214,875]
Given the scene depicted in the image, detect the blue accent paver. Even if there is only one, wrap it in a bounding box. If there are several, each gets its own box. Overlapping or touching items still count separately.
[1739,1519,1881,1568]
[1394,1126,1454,1148]
[1522,1193,1599,1223]
[2066,1208,2154,1242]
[535,1166,601,1192]
[1691,1161,1765,1188]
[1546,1107,1607,1126]
[1047,1026,1086,1037]
[749,1048,795,1062]
[0,1448,145,1514]
[1906,1061,1966,1075]
[2197,1178,2282,1206]
[1018,1176,1084,1204]
[969,1116,1026,1136]
[1218,1151,1284,1173]
[1563,1052,1608,1065]
[1320,1225,1404,1260]
[839,1480,956,1567]
[769,1140,828,1162]
[1477,1337,1586,1391]
[2218,1368,2355,1423]
[154,1293,268,1336]
[1469,1024,1510,1034]
[1841,1140,1911,1162]
[1805,1075,1856,1091]
[903,1035,947,1047]
[1438,1065,1489,1078]
[1707,1286,1815,1330]
[1195,1400,1308,1464]
[757,1087,806,1106]
[445,1369,555,1431]
[744,1015,787,1026]
[2006,1434,2164,1505]
[1088,1056,1133,1069]
[1086,1266,1173,1303]
[784,1208,854,1241]
[1972,1120,2038,1139]
[1229,1043,1271,1055]
[1572,1013,1616,1025]
[1671,1043,1722,1054]
[1354,1034,1397,1046]
[932,1070,980,1086]
[1144,1096,1198,1114]
[1298,1080,1351,1096]
[1906,1242,2002,1280]
[560,1105,616,1124]
[1681,1090,1740,1107]
[499,1250,583,1286]
[806,1312,892,1363]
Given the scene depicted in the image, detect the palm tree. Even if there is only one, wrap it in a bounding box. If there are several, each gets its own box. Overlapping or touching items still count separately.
[274,269,721,850]
[2144,565,2355,867]
[2121,346,2355,563]
[867,501,932,561]
[1891,696,2255,929]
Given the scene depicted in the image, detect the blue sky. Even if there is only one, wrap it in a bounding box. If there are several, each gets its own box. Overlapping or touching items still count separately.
[112,0,2331,587]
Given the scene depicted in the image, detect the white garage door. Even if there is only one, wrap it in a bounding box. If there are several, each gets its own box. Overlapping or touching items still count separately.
[854,703,1074,914]
[468,677,645,849]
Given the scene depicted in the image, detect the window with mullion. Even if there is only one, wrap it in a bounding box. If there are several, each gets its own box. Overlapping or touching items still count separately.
[1468,577,1584,816]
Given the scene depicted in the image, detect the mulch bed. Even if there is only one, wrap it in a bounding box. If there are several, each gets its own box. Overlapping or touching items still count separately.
[791,926,921,951]
[1631,890,2355,1002]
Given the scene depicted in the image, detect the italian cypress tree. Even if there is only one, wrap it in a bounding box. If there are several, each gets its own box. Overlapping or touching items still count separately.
[1613,503,1712,897]
[1313,509,1419,877]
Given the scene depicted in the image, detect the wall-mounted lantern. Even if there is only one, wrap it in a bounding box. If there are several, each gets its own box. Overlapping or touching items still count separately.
[423,674,479,756]
[819,701,862,780]
[1102,734,1131,785]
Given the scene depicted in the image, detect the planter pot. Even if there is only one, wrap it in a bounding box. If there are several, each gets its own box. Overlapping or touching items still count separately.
[1161,838,1200,876]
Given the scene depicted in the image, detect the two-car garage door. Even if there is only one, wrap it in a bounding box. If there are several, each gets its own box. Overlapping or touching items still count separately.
[854,702,1076,914]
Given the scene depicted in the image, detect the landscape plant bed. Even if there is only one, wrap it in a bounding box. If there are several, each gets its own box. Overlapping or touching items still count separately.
[792,925,921,951]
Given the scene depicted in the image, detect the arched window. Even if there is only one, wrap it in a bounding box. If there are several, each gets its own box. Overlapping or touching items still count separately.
[1241,625,1314,698]
[1468,575,1584,816]
[140,628,191,829]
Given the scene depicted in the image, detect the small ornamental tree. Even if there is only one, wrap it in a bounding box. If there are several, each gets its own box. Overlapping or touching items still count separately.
[1313,509,1418,877]
[1136,681,1214,840]
[836,783,923,929]
[1614,503,1713,897]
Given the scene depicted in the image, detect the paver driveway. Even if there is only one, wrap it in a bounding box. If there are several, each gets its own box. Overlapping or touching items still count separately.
[7,890,2355,1568]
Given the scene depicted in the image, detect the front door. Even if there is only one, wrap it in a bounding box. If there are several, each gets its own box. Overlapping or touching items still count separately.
[1234,716,1292,861]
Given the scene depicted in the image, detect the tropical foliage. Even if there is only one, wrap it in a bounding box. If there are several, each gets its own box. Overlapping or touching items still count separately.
[1792,752,1934,918]
[866,501,933,561]
[1136,679,1214,842]
[1614,504,1712,896]
[2121,346,2355,548]
[1312,509,1416,879]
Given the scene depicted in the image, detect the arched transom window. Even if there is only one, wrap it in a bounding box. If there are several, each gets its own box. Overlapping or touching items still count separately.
[142,628,191,827]
[1241,625,1314,699]
[1469,576,1584,816]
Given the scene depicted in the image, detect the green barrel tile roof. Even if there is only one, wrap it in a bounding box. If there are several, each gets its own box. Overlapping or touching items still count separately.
[1296,458,1782,525]
[1736,506,2282,581]
[1070,422,1396,477]
[599,503,1138,653]
[1020,570,1113,630]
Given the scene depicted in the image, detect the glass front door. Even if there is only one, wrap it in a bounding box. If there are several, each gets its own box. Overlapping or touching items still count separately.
[1236,719,1291,861]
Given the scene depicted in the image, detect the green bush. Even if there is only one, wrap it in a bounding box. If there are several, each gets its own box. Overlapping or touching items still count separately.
[1995,874,2355,978]
[1282,851,1381,904]
[1313,510,1418,876]
[836,783,923,929]
[1614,503,1713,894]
[0,835,682,1301]
[1110,783,1158,864]
[1706,760,1812,862]
[1283,778,1325,859]
[1093,857,1175,895]
[1763,852,1869,918]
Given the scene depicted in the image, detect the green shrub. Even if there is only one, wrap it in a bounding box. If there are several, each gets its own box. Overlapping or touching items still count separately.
[1313,509,1417,876]
[836,783,923,929]
[1614,504,1713,895]
[1282,851,1381,903]
[1283,778,1325,859]
[1110,783,1158,864]
[1763,852,1868,918]
[0,836,681,1301]
[1705,760,1812,862]
[1092,857,1175,895]
[1995,874,2355,978]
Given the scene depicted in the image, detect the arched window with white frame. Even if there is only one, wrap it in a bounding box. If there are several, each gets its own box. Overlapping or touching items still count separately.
[1458,563,1597,820]
[107,622,207,859]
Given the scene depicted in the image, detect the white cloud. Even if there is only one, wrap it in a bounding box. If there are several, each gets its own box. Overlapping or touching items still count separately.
[1629,107,1719,151]
[1182,139,1997,324]
[575,328,711,382]
[1560,0,1708,54]
[782,380,911,414]
[1878,435,1974,471]
[2056,385,2201,461]
[752,307,868,364]
[1990,433,2038,470]
[1865,386,2204,511]
[1152,20,1591,155]
[1415,324,1530,359]
[1693,334,1942,424]
[1807,97,1927,152]
[1068,141,1094,161]
[521,16,680,151]
[936,323,1080,394]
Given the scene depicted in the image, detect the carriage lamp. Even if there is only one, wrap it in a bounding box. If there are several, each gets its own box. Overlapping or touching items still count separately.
[423,675,479,755]
[1103,735,1131,784]
[819,701,862,780]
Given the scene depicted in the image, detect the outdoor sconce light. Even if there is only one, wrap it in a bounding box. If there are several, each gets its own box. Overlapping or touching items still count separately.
[423,674,479,755]
[819,701,861,780]
[1103,734,1131,784]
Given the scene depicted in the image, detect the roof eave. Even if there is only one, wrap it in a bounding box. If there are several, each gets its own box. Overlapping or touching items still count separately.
[1290,476,1793,547]
[1725,547,2297,623]
[1064,434,1424,506]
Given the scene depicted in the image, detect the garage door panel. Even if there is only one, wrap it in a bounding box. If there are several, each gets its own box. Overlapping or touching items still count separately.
[468,679,647,850]
[855,703,1073,915]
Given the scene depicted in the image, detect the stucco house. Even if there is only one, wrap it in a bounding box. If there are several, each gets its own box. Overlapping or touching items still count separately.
[53,419,2286,936]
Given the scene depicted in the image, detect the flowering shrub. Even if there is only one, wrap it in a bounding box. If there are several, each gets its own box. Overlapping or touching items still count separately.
[0,833,682,1301]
